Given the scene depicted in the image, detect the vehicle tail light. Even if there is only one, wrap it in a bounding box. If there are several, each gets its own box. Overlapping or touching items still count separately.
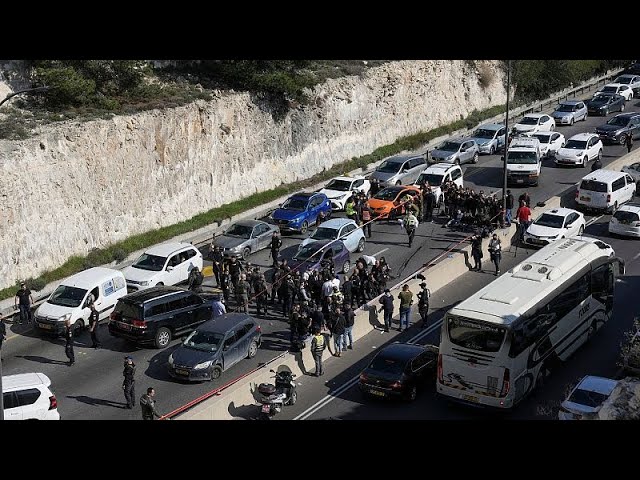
[607,194,611,203]
[256,325,262,333]
[359,373,368,382]
[500,368,511,397]
[132,319,147,329]
[49,395,57,410]
[575,191,579,199]
[437,354,443,383]
[390,381,403,390]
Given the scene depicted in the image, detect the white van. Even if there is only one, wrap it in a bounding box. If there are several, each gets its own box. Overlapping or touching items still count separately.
[575,169,637,213]
[34,267,127,336]
[414,163,463,205]
[2,373,60,420]
[505,136,542,186]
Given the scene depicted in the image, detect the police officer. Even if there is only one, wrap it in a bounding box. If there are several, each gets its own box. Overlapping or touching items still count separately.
[88,302,101,349]
[417,282,430,328]
[122,356,136,409]
[269,232,282,268]
[64,318,75,366]
[140,387,163,420]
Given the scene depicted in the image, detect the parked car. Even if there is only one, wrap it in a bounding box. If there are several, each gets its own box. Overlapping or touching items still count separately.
[512,113,555,135]
[301,218,366,253]
[558,375,618,420]
[586,93,626,116]
[621,162,640,185]
[467,123,506,155]
[319,176,371,210]
[595,113,640,145]
[531,131,565,158]
[523,207,585,247]
[108,286,213,349]
[358,343,438,402]
[575,169,637,213]
[366,185,421,219]
[414,163,463,206]
[270,192,332,234]
[551,100,588,125]
[429,138,479,165]
[289,239,351,274]
[123,243,203,292]
[613,74,640,96]
[608,202,640,238]
[368,154,427,186]
[212,220,279,261]
[2,373,60,420]
[595,83,633,101]
[554,133,603,168]
[168,313,261,382]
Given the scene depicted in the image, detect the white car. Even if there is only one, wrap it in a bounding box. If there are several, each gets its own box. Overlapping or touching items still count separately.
[554,133,603,167]
[524,207,585,247]
[531,131,565,158]
[2,373,60,420]
[559,375,618,420]
[319,176,371,210]
[414,162,463,206]
[609,202,640,238]
[300,218,366,253]
[512,113,555,135]
[122,242,203,292]
[613,74,640,95]
[596,83,634,101]
[621,162,640,185]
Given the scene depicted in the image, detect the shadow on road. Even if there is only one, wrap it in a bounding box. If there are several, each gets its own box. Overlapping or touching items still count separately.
[66,395,128,410]
[227,400,259,420]
[16,354,68,365]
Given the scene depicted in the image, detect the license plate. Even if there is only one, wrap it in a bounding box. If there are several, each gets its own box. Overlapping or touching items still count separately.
[369,389,386,397]
[261,404,271,413]
[175,369,189,376]
[580,196,591,202]
[38,323,53,330]
[117,321,131,331]
[516,179,524,184]
[463,394,479,403]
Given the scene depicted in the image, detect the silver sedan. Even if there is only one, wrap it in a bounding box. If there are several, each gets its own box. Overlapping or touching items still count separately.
[212,220,280,260]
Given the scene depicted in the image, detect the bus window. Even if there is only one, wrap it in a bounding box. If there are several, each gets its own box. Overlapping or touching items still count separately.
[447,316,506,353]
[592,263,614,311]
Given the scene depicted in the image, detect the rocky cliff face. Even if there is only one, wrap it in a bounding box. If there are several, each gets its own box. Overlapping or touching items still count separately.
[0,60,506,288]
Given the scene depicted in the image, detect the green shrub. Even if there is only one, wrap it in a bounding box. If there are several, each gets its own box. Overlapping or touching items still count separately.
[111,248,127,263]
[25,277,47,292]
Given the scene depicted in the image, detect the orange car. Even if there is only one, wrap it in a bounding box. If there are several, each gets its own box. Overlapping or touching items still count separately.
[367,185,421,219]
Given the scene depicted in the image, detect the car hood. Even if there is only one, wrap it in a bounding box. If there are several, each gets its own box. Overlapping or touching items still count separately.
[557,147,584,157]
[430,148,456,158]
[527,224,561,238]
[272,208,304,221]
[319,188,350,199]
[595,124,623,133]
[369,171,397,182]
[36,300,78,320]
[587,98,609,108]
[513,123,537,132]
[552,111,573,118]
[213,235,246,249]
[122,265,160,282]
[172,344,218,367]
[367,198,394,210]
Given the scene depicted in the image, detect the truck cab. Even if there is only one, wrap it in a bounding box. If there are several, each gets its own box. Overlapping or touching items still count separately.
[504,136,542,186]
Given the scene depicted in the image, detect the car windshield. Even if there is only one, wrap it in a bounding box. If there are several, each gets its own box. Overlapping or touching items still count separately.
[369,355,406,375]
[377,160,401,173]
[447,316,506,352]
[532,134,552,144]
[225,224,252,238]
[564,140,587,150]
[556,104,576,112]
[48,285,88,308]
[535,213,565,228]
[294,244,322,261]
[568,387,609,408]
[374,188,401,201]
[473,129,496,139]
[311,227,338,241]
[519,117,539,125]
[440,141,462,152]
[580,180,607,192]
[183,330,225,353]
[281,198,308,210]
[607,116,629,127]
[416,173,444,186]
[507,151,538,164]
[132,253,166,271]
[601,86,617,93]
[325,179,352,191]
[614,76,632,84]
[613,210,640,222]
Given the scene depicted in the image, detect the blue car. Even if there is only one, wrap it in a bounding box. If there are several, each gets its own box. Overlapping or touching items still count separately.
[270,192,332,234]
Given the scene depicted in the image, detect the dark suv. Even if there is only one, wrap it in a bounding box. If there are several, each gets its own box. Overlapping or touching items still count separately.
[595,113,640,145]
[108,286,213,349]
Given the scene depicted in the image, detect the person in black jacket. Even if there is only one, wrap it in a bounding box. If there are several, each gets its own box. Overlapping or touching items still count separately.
[343,305,355,350]
[64,319,75,366]
[269,232,282,268]
[331,308,346,357]
[0,319,6,355]
[209,246,224,287]
[122,356,136,409]
[88,303,101,349]
[378,289,394,333]
[140,387,162,420]
[471,234,483,271]
[417,282,430,328]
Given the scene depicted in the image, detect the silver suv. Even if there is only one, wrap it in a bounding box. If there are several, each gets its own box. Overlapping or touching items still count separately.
[368,155,427,186]
[430,138,479,165]
[551,100,588,126]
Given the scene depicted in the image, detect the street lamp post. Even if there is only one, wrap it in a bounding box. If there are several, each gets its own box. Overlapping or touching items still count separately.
[502,60,511,226]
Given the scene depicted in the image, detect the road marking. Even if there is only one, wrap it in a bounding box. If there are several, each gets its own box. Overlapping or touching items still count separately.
[372,248,389,257]
[633,252,640,261]
[294,318,443,420]
[586,215,604,226]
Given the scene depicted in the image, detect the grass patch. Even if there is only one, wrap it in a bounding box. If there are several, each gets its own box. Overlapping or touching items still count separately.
[0,102,506,302]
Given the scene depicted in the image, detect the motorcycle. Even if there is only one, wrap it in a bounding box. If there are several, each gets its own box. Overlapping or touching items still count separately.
[257,365,297,420]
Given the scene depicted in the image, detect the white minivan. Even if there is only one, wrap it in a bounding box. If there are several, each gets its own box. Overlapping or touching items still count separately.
[2,373,60,420]
[575,169,637,213]
[34,267,127,336]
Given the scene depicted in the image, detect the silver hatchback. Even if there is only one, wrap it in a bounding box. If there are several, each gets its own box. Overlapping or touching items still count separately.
[430,138,479,165]
[551,100,588,126]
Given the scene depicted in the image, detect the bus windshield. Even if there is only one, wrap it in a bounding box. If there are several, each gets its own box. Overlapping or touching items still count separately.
[447,316,506,352]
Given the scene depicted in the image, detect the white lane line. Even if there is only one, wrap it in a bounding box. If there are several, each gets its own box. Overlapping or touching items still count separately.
[586,215,604,226]
[372,248,389,257]
[633,252,640,261]
[294,318,443,420]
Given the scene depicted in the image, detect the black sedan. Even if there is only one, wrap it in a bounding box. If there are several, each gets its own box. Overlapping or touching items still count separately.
[358,343,438,402]
[586,93,625,116]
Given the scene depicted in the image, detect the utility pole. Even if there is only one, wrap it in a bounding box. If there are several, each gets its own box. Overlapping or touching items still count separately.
[502,60,511,226]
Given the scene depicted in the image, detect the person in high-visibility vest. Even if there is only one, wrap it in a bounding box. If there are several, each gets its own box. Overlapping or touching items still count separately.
[345,197,357,222]
[311,328,326,376]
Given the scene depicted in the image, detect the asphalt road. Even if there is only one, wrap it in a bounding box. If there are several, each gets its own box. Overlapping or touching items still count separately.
[273,216,640,420]
[2,89,639,420]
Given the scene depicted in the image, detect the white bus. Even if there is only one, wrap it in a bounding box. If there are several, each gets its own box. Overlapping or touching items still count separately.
[437,236,624,409]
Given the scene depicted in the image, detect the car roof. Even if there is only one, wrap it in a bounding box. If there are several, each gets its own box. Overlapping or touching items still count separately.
[330,176,362,182]
[558,100,582,105]
[581,169,626,184]
[198,313,255,333]
[317,218,357,229]
[422,163,458,173]
[145,242,195,257]
[616,74,638,79]
[302,239,346,249]
[122,285,186,304]
[59,267,123,288]
[378,186,408,195]
[611,112,640,121]
[234,219,265,228]
[477,123,503,130]
[567,133,598,141]
[376,342,429,361]
[445,137,465,143]
[2,373,51,390]
[522,113,546,119]
[538,207,580,218]
[604,83,625,88]
[617,202,640,213]
[575,375,618,395]
[290,192,315,199]
[383,154,423,163]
